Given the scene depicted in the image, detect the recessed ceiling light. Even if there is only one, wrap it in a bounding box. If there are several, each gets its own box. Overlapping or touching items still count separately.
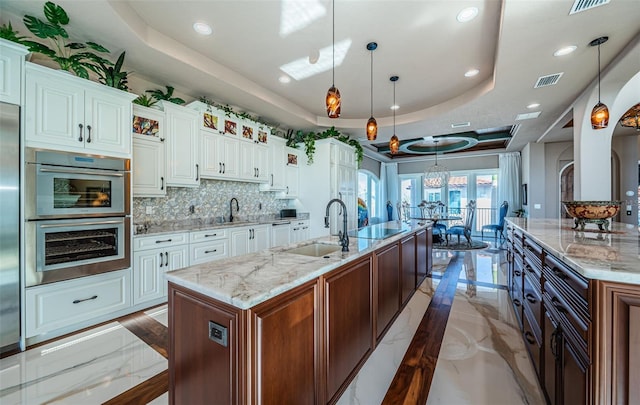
[193,22,212,35]
[553,45,577,56]
[516,111,541,120]
[457,7,479,22]
[527,103,540,109]
[279,74,291,84]
[390,104,399,110]
[464,69,479,77]
[451,122,471,128]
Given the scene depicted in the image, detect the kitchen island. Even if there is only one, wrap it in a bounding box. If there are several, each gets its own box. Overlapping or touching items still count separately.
[505,218,639,405]
[165,220,432,404]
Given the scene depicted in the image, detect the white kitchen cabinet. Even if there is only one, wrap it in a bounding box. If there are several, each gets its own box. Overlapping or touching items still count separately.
[298,139,357,238]
[271,221,291,247]
[132,104,166,197]
[201,132,240,179]
[25,269,131,338]
[133,232,189,305]
[189,229,229,265]
[24,63,135,158]
[290,219,311,243]
[0,39,28,105]
[239,141,268,182]
[163,102,200,187]
[279,147,299,198]
[230,224,270,256]
[260,136,287,192]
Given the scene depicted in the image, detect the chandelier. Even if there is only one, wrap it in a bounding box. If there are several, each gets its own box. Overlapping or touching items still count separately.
[619,103,640,131]
[423,140,450,188]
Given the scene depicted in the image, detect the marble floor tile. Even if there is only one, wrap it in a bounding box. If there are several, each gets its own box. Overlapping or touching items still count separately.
[147,391,168,404]
[0,322,167,405]
[144,305,169,327]
[426,284,545,405]
[337,275,441,405]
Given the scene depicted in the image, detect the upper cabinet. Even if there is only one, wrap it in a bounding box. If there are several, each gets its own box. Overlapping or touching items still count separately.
[0,39,28,105]
[132,105,166,197]
[259,136,287,192]
[163,102,200,187]
[25,63,136,158]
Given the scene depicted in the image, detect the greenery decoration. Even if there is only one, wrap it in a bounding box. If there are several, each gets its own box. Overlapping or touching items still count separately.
[21,1,112,78]
[132,94,158,108]
[146,85,185,105]
[0,22,27,44]
[95,51,128,90]
[199,96,276,134]
[286,126,363,166]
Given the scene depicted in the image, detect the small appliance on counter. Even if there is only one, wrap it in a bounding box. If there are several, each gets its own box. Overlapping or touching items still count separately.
[280,209,297,218]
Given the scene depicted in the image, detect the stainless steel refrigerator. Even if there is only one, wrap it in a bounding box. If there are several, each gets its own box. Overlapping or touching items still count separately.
[0,102,20,354]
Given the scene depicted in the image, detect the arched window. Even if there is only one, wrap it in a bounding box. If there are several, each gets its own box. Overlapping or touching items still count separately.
[358,170,381,225]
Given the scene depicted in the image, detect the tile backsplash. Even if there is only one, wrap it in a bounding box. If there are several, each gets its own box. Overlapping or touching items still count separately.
[133,179,289,224]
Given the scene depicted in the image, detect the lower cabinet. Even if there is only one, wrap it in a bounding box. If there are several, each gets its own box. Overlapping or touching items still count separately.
[401,234,417,306]
[416,227,432,283]
[250,280,320,405]
[230,225,270,256]
[375,243,400,340]
[169,285,244,405]
[323,256,373,403]
[25,269,131,338]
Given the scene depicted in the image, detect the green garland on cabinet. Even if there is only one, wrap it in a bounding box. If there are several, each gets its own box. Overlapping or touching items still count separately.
[199,96,277,135]
[285,127,363,166]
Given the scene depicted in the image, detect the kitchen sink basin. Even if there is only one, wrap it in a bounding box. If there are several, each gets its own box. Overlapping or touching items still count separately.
[285,243,342,257]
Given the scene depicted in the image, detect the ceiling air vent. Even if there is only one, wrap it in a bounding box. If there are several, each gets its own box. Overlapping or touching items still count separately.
[516,111,541,121]
[569,0,610,15]
[534,73,563,88]
[451,122,471,129]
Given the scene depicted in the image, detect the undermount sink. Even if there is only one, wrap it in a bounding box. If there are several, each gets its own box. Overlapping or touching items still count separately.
[285,243,342,257]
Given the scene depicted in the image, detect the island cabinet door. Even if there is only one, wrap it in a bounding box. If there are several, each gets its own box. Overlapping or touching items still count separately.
[249,279,320,405]
[375,243,400,340]
[168,284,245,405]
[323,256,373,404]
[400,234,417,306]
[415,227,432,282]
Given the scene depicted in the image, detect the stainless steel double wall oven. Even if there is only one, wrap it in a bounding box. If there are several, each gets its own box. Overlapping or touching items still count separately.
[25,148,131,287]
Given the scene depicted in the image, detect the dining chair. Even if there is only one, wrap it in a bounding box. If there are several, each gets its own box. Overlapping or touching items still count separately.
[481,201,509,241]
[446,200,476,246]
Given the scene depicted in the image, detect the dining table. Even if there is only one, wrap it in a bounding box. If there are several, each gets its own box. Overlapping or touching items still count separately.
[411,216,462,243]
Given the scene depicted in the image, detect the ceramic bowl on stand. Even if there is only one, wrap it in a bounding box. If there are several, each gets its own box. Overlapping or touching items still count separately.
[561,200,622,232]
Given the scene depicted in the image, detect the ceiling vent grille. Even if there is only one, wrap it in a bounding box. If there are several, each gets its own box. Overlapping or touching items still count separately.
[516,111,541,121]
[451,122,471,129]
[534,73,563,88]
[569,0,610,14]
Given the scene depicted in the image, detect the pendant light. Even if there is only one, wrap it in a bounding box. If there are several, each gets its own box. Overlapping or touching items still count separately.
[589,36,609,130]
[424,140,450,188]
[389,75,400,154]
[325,0,341,118]
[366,42,378,140]
[619,104,640,131]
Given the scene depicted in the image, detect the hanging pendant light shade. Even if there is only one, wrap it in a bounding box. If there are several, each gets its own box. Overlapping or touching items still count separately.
[326,0,340,118]
[619,104,640,131]
[589,36,609,130]
[366,42,378,140]
[389,75,400,154]
[423,140,450,188]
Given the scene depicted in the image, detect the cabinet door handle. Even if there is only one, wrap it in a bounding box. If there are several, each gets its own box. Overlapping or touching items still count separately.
[160,176,164,190]
[222,163,226,173]
[270,174,274,186]
[524,331,536,345]
[204,249,217,254]
[552,267,568,280]
[204,233,218,238]
[513,298,521,307]
[86,125,92,143]
[195,164,199,181]
[165,252,169,267]
[73,295,98,304]
[550,329,559,358]
[159,252,164,268]
[256,168,259,177]
[525,293,537,304]
[155,239,173,244]
[219,163,222,174]
[514,269,522,277]
[551,297,567,313]
[78,123,83,142]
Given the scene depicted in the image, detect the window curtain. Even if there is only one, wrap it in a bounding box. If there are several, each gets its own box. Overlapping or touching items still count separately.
[382,162,399,220]
[498,152,521,214]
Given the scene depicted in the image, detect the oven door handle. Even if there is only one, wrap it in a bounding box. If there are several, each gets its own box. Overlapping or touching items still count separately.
[39,219,124,228]
[39,167,124,177]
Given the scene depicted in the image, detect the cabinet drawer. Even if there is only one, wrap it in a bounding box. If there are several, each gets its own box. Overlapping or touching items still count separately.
[26,270,131,337]
[523,254,542,280]
[522,306,542,377]
[544,282,589,352]
[190,228,228,243]
[523,237,543,268]
[523,272,542,336]
[134,232,189,250]
[544,253,588,305]
[190,240,229,265]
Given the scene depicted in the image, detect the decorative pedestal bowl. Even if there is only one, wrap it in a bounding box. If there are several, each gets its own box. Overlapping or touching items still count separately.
[562,201,622,232]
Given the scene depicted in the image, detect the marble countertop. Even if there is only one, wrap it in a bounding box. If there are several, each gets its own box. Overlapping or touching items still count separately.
[134,213,310,236]
[165,220,429,309]
[506,218,640,285]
